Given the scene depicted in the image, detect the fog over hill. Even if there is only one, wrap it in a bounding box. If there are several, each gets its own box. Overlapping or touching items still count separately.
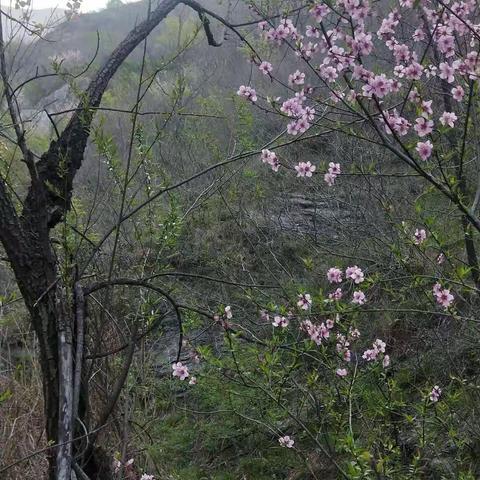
[1,4,64,36]
[9,0,245,110]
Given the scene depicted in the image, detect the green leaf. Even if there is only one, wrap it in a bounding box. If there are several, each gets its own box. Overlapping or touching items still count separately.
[0,389,12,404]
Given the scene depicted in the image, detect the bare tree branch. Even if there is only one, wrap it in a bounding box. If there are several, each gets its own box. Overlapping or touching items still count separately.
[0,9,35,174]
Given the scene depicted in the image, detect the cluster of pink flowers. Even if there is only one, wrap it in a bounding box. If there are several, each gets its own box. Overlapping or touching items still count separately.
[352,291,366,305]
[324,162,341,186]
[260,149,280,172]
[433,283,454,309]
[280,95,307,118]
[346,265,365,284]
[414,228,427,245]
[328,287,343,301]
[280,92,316,136]
[239,0,480,181]
[414,117,434,137]
[288,70,305,86]
[231,0,475,425]
[172,361,197,385]
[295,161,316,177]
[259,61,273,75]
[416,140,433,161]
[272,315,289,328]
[172,362,189,380]
[452,85,464,102]
[325,266,366,305]
[362,74,396,98]
[327,265,364,284]
[259,17,299,45]
[336,333,350,363]
[327,267,343,284]
[301,319,332,345]
[278,435,295,448]
[334,327,363,374]
[439,111,457,128]
[309,4,329,22]
[288,115,311,136]
[300,42,320,61]
[382,109,410,136]
[236,85,257,102]
[362,338,389,367]
[297,293,312,310]
[429,385,442,403]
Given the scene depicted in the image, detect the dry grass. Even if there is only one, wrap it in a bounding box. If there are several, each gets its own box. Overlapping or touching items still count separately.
[0,371,48,479]
[0,317,48,480]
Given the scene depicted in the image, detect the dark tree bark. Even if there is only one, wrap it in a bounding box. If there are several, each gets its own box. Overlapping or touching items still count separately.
[0,179,63,477]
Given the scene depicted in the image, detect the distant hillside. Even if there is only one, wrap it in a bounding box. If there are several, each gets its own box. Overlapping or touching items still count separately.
[4,0,266,142]
[11,0,246,109]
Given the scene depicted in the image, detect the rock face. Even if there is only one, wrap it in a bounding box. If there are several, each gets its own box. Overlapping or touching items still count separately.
[274,193,359,240]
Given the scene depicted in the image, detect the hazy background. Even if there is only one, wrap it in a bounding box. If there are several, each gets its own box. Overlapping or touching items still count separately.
[2,0,136,12]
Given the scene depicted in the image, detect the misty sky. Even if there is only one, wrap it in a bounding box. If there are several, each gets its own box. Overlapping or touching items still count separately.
[9,0,135,12]
[40,0,108,10]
